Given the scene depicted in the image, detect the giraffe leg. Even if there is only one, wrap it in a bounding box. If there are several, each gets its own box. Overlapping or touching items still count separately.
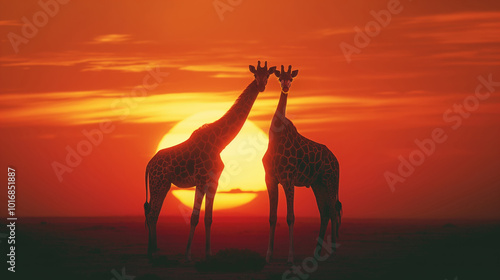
[312,185,329,256]
[185,185,206,261]
[284,184,295,264]
[328,207,338,257]
[265,176,279,263]
[328,182,341,255]
[146,180,170,257]
[204,180,219,259]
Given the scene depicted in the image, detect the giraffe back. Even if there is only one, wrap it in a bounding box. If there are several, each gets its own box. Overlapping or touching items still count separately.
[264,117,339,187]
[148,124,224,188]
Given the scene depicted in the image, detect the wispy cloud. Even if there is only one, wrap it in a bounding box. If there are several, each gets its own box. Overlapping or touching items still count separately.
[400,12,500,44]
[91,34,132,44]
[81,59,171,72]
[401,11,500,25]
[0,52,180,73]
[180,65,248,73]
[1,87,482,130]
[0,20,21,26]
[211,73,249,78]
[0,90,242,126]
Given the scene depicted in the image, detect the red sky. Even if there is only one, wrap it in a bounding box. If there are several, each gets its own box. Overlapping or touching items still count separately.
[0,0,499,219]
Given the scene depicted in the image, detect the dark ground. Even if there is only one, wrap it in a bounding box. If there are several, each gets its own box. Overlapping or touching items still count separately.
[1,216,499,279]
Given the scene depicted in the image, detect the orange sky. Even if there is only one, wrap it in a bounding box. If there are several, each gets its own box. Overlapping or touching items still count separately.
[0,0,499,219]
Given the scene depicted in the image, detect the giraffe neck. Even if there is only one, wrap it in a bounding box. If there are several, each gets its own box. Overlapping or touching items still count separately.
[276,90,288,116]
[269,91,289,137]
[212,80,260,149]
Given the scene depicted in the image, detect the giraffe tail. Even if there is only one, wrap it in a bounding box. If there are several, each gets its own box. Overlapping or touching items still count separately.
[335,200,342,238]
[144,166,151,229]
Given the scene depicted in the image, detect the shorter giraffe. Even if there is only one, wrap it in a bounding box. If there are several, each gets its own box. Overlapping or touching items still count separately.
[263,65,342,263]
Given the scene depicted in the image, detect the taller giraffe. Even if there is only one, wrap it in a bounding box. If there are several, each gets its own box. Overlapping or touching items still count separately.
[263,65,342,263]
[144,61,276,260]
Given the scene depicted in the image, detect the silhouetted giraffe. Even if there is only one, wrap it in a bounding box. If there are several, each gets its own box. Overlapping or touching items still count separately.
[263,65,342,263]
[144,61,276,260]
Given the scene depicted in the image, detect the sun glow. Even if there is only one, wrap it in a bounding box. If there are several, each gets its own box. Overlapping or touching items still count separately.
[156,111,268,210]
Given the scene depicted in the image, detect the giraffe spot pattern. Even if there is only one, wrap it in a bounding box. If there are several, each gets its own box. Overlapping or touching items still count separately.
[263,117,339,189]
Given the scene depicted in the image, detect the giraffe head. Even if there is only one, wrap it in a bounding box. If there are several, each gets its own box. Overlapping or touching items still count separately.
[249,61,276,92]
[274,65,298,94]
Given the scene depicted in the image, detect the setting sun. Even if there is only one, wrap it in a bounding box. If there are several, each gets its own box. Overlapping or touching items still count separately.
[156,111,268,210]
